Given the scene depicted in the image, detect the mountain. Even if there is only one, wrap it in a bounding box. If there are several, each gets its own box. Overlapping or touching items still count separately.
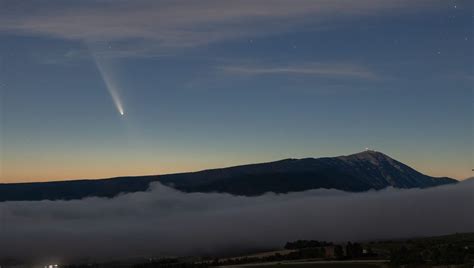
[463,177,474,183]
[0,151,457,202]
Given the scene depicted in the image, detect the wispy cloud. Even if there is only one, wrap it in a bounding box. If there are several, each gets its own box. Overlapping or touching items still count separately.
[0,0,441,56]
[220,63,378,79]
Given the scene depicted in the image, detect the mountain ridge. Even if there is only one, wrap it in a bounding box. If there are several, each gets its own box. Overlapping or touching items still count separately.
[0,151,457,201]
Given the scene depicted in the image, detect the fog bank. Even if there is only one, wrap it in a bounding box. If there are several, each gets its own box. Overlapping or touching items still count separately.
[1,180,473,263]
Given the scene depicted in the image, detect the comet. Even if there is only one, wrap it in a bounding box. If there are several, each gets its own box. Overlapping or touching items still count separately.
[89,47,125,117]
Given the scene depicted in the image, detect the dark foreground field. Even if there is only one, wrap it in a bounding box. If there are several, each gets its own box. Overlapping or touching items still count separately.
[231,262,469,268]
[221,260,388,268]
[63,233,474,268]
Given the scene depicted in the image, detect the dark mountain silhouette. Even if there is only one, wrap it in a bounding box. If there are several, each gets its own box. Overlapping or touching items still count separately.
[0,151,457,201]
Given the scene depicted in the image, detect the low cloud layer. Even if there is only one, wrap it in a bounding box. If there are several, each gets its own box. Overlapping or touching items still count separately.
[1,180,473,264]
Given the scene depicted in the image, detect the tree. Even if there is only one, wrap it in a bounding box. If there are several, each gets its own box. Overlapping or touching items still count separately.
[431,247,441,264]
[352,243,363,258]
[334,245,344,259]
[390,246,424,265]
[345,242,353,258]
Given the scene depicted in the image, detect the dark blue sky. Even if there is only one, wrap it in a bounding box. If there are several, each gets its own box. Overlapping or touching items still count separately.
[1,0,472,182]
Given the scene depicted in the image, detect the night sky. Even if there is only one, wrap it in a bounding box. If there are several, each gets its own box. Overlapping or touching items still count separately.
[0,0,472,182]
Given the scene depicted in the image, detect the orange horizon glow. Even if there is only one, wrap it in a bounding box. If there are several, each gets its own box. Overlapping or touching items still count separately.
[1,158,471,184]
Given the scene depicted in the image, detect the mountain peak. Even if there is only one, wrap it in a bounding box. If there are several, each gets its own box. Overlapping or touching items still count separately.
[340,150,392,162]
[352,149,387,156]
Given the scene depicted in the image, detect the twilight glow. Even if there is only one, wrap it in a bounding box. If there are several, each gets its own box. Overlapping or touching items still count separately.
[0,0,472,183]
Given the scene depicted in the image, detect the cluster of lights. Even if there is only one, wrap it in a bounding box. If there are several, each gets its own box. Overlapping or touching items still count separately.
[44,265,59,268]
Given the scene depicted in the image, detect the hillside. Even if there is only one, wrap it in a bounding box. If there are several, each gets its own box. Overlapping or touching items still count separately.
[0,151,457,201]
